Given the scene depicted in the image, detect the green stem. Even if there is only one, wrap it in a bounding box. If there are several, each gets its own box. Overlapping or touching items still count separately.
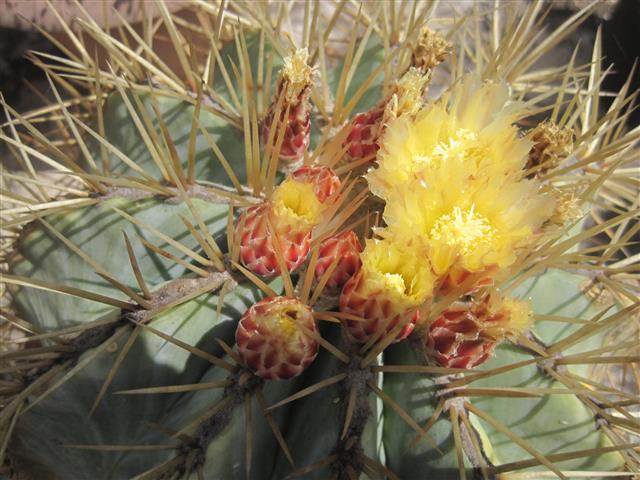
[331,351,375,480]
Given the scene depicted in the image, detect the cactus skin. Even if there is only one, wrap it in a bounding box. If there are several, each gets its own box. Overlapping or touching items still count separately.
[236,296,319,380]
[7,198,270,478]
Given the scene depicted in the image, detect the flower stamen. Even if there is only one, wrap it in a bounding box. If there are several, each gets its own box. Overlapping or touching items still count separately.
[430,206,495,256]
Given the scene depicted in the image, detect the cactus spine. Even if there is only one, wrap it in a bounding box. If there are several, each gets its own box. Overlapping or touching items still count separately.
[1,2,638,480]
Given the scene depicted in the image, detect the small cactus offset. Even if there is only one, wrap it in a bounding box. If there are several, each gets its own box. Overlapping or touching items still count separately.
[1,3,639,480]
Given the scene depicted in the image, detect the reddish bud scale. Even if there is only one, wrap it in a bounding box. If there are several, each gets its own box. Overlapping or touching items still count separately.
[238,204,311,277]
[343,105,385,162]
[291,165,341,203]
[339,268,418,343]
[314,230,362,293]
[236,296,319,380]
[425,299,502,369]
[236,166,340,278]
[436,266,495,297]
[262,93,311,162]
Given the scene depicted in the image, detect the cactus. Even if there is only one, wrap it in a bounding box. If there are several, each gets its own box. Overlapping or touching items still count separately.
[1,2,638,480]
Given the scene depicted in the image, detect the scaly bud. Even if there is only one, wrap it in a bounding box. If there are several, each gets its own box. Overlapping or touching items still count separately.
[236,296,319,380]
[262,48,315,164]
[425,295,533,369]
[237,166,340,277]
[339,238,434,343]
[237,203,312,277]
[314,230,363,293]
[341,68,430,165]
[344,105,386,161]
[291,165,341,203]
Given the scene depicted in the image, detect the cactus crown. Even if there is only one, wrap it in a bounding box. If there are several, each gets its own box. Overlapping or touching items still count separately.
[1,2,638,480]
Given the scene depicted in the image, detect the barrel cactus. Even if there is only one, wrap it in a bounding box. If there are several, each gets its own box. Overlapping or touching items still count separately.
[1,2,638,479]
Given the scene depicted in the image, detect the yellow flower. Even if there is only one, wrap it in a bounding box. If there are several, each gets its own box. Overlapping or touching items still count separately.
[482,296,534,340]
[368,75,531,198]
[381,171,555,275]
[367,74,557,280]
[359,237,435,309]
[271,178,324,230]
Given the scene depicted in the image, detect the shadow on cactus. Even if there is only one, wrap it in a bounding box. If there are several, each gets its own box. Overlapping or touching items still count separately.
[1,2,638,480]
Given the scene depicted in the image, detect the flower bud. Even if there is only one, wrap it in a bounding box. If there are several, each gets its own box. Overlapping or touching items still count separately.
[236,296,319,380]
[425,295,533,368]
[339,238,434,343]
[314,230,362,293]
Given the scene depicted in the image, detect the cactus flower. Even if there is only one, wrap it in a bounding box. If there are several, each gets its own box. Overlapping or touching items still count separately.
[370,75,558,290]
[237,165,339,277]
[368,76,532,195]
[238,172,327,276]
[339,237,435,343]
[379,173,555,291]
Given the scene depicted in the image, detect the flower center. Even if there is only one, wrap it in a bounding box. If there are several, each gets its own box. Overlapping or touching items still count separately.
[414,128,480,170]
[272,178,323,226]
[382,272,408,296]
[263,307,300,339]
[374,254,414,296]
[430,206,495,254]
[362,239,434,303]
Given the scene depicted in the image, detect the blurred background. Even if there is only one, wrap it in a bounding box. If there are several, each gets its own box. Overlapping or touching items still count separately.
[0,0,638,199]
[0,0,638,128]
